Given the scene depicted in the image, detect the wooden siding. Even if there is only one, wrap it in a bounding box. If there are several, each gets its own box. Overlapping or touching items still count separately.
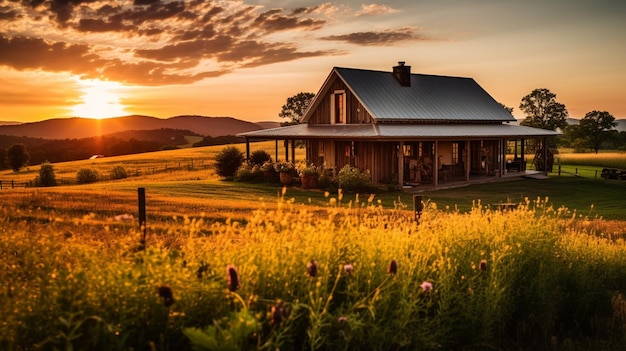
[308,75,375,125]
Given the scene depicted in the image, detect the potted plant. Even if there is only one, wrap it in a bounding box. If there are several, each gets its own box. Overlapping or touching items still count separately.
[260,161,278,183]
[299,164,320,189]
[275,162,296,185]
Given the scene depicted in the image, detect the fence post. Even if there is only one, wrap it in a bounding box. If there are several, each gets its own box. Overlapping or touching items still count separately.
[413,195,423,223]
[558,164,561,176]
[138,187,146,250]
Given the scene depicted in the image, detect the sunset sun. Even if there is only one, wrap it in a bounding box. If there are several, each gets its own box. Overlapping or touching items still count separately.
[71,79,128,119]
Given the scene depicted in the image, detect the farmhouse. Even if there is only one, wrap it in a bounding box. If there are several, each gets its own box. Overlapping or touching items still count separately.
[240,62,560,189]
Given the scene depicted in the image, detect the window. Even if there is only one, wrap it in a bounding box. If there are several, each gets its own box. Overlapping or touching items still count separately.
[452,143,459,164]
[331,90,345,124]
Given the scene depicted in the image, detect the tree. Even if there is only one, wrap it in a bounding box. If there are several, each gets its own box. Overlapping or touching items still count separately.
[6,143,30,172]
[37,162,57,187]
[214,146,244,179]
[519,88,568,131]
[279,92,315,125]
[578,110,617,153]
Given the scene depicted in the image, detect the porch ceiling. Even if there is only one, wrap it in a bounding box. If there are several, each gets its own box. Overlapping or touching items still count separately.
[239,123,561,140]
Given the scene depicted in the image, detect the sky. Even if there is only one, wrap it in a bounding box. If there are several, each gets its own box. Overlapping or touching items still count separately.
[0,0,625,123]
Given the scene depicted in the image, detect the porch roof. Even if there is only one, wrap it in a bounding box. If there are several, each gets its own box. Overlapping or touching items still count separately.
[240,123,561,140]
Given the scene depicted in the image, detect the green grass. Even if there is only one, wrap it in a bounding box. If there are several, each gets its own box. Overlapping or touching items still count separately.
[420,177,626,221]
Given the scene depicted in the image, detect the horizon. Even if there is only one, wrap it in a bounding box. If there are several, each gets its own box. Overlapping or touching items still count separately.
[1,1,625,123]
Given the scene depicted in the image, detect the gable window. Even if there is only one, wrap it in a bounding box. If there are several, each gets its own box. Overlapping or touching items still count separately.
[331,90,346,124]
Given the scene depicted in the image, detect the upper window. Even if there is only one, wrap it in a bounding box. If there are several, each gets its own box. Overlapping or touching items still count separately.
[331,90,345,124]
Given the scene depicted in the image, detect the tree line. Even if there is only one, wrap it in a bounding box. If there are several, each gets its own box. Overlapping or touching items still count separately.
[501,88,624,153]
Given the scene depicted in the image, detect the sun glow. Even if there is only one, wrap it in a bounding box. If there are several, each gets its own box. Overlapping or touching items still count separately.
[71,79,128,119]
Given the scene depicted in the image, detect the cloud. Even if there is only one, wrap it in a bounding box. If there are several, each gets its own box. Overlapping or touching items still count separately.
[321,27,426,46]
[355,4,400,16]
[0,1,408,85]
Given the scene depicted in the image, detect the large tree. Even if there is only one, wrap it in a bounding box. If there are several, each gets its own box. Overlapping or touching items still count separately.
[6,143,30,172]
[578,110,617,153]
[519,88,568,131]
[279,92,315,125]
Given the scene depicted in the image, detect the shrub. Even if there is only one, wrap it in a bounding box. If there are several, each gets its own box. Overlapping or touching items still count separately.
[109,166,128,180]
[337,164,374,192]
[249,150,272,166]
[36,161,57,187]
[235,162,263,182]
[76,168,99,184]
[214,146,244,179]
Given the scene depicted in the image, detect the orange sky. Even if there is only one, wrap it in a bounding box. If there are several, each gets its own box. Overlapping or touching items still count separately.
[1,0,624,123]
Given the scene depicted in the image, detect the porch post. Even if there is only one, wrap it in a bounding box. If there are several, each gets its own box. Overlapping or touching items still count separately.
[275,139,279,162]
[284,140,289,162]
[465,140,470,181]
[499,139,504,177]
[434,141,439,187]
[521,138,525,166]
[398,141,404,188]
[542,137,548,173]
[245,137,250,160]
[291,139,296,164]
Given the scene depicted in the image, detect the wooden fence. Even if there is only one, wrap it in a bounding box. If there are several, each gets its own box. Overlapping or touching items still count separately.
[1,159,213,189]
[0,180,32,189]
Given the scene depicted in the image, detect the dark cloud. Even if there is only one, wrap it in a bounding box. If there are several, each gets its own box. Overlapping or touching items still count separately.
[0,6,20,21]
[0,35,99,73]
[321,28,425,46]
[0,1,389,86]
[77,18,133,32]
[254,8,325,32]
[135,36,233,62]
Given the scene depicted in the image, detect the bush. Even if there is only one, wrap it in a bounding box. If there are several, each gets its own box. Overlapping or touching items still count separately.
[235,162,263,182]
[36,161,57,187]
[76,168,99,184]
[214,146,245,179]
[249,150,272,166]
[109,166,128,180]
[336,165,374,192]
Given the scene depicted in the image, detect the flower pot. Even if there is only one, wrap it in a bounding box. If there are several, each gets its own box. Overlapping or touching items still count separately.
[300,173,319,189]
[279,172,294,185]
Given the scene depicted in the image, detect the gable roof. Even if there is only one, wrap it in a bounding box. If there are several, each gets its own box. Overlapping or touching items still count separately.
[302,67,515,123]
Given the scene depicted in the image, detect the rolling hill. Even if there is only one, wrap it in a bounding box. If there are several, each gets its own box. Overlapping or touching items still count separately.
[0,115,273,139]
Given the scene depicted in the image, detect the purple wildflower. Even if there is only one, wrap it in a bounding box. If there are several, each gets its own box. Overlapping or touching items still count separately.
[420,281,433,292]
[271,300,290,326]
[307,259,318,278]
[387,259,398,275]
[226,264,240,292]
[343,264,353,274]
[158,284,175,307]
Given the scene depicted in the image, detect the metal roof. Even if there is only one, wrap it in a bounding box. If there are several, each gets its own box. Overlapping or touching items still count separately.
[332,67,516,123]
[240,123,560,139]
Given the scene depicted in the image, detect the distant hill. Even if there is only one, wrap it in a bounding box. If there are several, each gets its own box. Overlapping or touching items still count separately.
[0,115,266,139]
[0,121,21,126]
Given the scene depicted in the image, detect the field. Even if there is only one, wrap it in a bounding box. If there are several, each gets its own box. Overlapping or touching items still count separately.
[1,144,626,350]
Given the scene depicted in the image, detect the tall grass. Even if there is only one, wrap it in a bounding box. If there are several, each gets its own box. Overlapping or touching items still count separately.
[1,193,625,350]
[555,152,626,169]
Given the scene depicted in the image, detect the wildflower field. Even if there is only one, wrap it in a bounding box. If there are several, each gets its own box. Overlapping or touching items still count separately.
[2,189,626,350]
[1,144,626,350]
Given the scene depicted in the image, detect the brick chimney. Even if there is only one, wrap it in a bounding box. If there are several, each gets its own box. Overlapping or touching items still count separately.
[392,61,411,87]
